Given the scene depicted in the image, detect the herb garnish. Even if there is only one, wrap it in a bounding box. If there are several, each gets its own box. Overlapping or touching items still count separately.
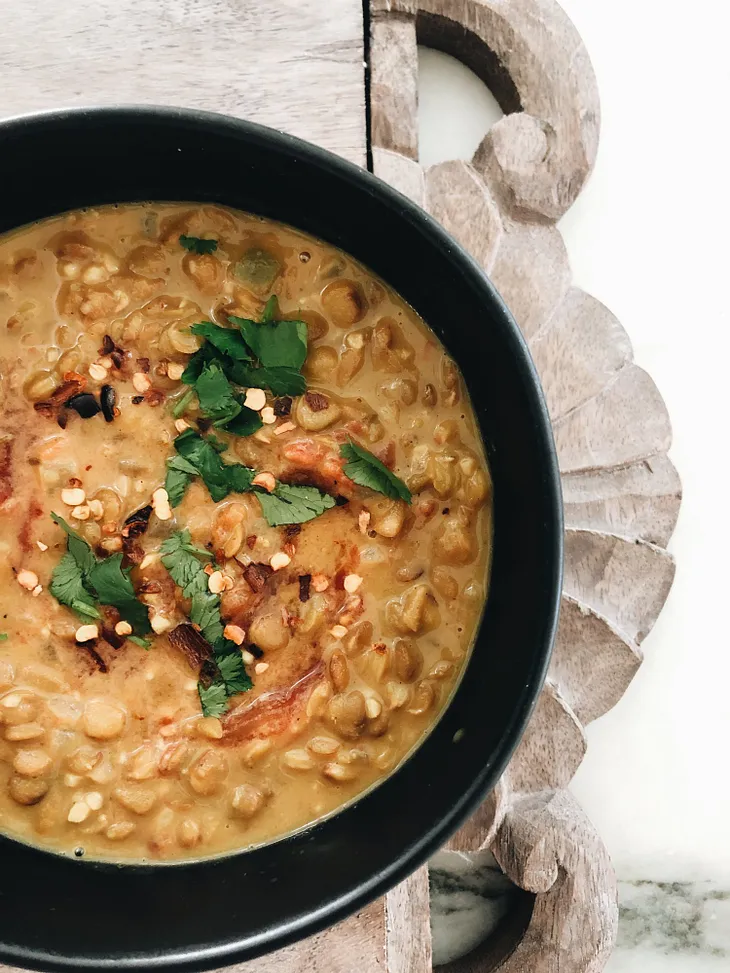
[160,530,251,716]
[178,300,308,424]
[340,440,412,503]
[167,429,335,525]
[0,633,7,641]
[49,513,151,634]
[179,235,218,255]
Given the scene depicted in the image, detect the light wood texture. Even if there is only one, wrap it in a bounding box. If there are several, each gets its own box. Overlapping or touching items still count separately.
[369,1,680,972]
[0,0,366,167]
[0,2,680,973]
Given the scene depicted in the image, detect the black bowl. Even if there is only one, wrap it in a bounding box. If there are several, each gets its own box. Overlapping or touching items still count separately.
[0,107,562,972]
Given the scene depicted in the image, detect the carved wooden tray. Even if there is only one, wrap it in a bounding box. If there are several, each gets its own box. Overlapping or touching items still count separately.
[0,1,680,971]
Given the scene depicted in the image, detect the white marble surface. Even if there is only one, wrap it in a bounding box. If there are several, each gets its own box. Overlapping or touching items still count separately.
[419,0,730,968]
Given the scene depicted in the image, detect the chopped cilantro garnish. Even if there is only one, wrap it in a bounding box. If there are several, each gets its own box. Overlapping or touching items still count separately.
[49,514,150,633]
[160,529,212,598]
[0,633,7,641]
[194,361,242,426]
[128,635,152,650]
[164,455,198,508]
[257,482,336,526]
[179,235,218,255]
[161,530,251,716]
[174,429,235,503]
[340,440,412,503]
[87,555,151,634]
[182,304,309,404]
[222,401,263,437]
[170,430,334,525]
[198,681,228,718]
[229,315,307,370]
[190,322,251,361]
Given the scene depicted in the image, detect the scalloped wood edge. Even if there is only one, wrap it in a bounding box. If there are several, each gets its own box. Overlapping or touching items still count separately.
[368,2,681,972]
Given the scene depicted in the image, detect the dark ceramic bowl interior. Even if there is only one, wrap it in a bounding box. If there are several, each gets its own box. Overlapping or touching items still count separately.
[0,107,562,972]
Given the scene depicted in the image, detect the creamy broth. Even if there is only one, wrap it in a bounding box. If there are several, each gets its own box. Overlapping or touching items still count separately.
[0,204,491,861]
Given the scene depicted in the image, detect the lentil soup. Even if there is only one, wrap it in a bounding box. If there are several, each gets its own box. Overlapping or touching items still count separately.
[0,204,491,861]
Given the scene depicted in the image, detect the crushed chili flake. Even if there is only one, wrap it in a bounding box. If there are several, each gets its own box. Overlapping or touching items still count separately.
[137,357,151,373]
[304,390,328,412]
[243,562,274,593]
[131,395,144,405]
[283,524,302,539]
[246,534,257,550]
[298,574,312,602]
[80,641,108,673]
[273,396,293,417]
[122,505,152,539]
[110,350,125,369]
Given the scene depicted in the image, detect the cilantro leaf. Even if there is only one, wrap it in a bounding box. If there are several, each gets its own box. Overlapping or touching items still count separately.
[190,322,252,361]
[50,513,149,631]
[198,680,228,718]
[50,551,99,618]
[181,344,217,386]
[164,455,198,508]
[0,633,7,641]
[51,512,95,576]
[261,295,278,323]
[160,529,212,599]
[230,363,306,397]
[215,644,252,694]
[87,555,151,634]
[190,591,224,644]
[174,429,231,502]
[194,361,241,425]
[179,235,218,255]
[221,401,263,437]
[340,440,412,503]
[225,463,255,493]
[230,316,308,370]
[256,482,336,527]
[128,635,152,649]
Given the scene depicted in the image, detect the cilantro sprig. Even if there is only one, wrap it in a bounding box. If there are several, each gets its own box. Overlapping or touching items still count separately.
[0,633,8,642]
[177,298,308,429]
[49,514,151,634]
[160,530,251,716]
[179,235,218,255]
[165,429,335,525]
[340,441,412,503]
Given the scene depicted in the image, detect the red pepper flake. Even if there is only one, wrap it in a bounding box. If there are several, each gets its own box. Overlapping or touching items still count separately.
[246,534,257,551]
[137,357,151,373]
[304,390,328,412]
[283,524,302,539]
[242,562,274,593]
[377,441,396,470]
[144,389,165,408]
[80,641,108,673]
[131,395,144,405]
[273,396,293,418]
[298,574,311,602]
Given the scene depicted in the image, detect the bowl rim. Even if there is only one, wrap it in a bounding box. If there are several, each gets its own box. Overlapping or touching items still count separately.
[0,104,564,971]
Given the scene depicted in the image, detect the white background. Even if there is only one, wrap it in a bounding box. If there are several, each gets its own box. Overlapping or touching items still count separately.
[419,0,730,886]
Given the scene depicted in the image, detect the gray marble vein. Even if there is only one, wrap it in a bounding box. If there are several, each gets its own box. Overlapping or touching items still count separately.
[429,849,518,967]
[428,852,730,971]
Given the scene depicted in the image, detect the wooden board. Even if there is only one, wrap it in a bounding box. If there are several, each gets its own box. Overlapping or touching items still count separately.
[0,2,680,972]
[0,0,366,166]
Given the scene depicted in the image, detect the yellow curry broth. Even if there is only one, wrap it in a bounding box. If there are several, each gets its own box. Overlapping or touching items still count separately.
[0,204,490,861]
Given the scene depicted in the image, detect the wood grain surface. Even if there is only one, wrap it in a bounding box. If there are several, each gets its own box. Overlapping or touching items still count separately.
[0,0,366,166]
[0,2,681,973]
